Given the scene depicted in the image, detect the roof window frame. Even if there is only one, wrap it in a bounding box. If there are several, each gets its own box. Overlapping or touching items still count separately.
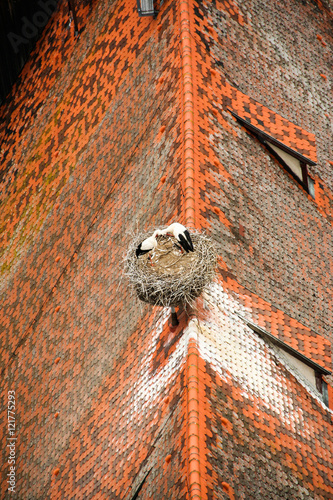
[229,110,316,199]
[136,0,161,17]
[237,313,331,407]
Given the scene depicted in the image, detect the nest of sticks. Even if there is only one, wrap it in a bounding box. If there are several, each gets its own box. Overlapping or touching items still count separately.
[125,229,217,307]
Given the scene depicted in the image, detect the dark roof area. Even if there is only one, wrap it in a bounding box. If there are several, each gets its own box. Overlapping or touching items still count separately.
[0,0,59,103]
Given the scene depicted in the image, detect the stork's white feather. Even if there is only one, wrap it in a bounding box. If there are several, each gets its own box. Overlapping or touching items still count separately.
[141,235,158,251]
[158,223,187,238]
[136,234,158,258]
[158,223,194,252]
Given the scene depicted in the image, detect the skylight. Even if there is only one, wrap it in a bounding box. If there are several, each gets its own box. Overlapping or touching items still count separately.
[229,110,316,199]
[237,313,330,407]
[268,143,303,180]
[264,141,315,199]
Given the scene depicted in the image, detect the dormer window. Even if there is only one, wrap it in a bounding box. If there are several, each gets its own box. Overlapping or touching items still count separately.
[137,0,159,16]
[237,314,331,407]
[229,110,316,199]
[263,142,315,199]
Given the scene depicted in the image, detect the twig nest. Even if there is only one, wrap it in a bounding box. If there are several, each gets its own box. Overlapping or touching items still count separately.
[125,229,217,307]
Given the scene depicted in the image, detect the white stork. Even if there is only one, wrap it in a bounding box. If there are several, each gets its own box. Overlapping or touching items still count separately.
[135,234,158,258]
[156,223,194,253]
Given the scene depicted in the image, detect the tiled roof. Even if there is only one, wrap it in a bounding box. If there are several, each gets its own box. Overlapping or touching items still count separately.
[190,0,332,383]
[0,0,332,498]
[219,269,332,373]
[227,96,317,163]
[194,281,333,499]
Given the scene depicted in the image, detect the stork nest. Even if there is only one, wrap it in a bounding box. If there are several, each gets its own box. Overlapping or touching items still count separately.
[125,229,217,307]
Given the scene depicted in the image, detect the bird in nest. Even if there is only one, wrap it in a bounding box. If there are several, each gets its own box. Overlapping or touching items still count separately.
[155,223,194,253]
[135,234,159,259]
[136,223,194,258]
